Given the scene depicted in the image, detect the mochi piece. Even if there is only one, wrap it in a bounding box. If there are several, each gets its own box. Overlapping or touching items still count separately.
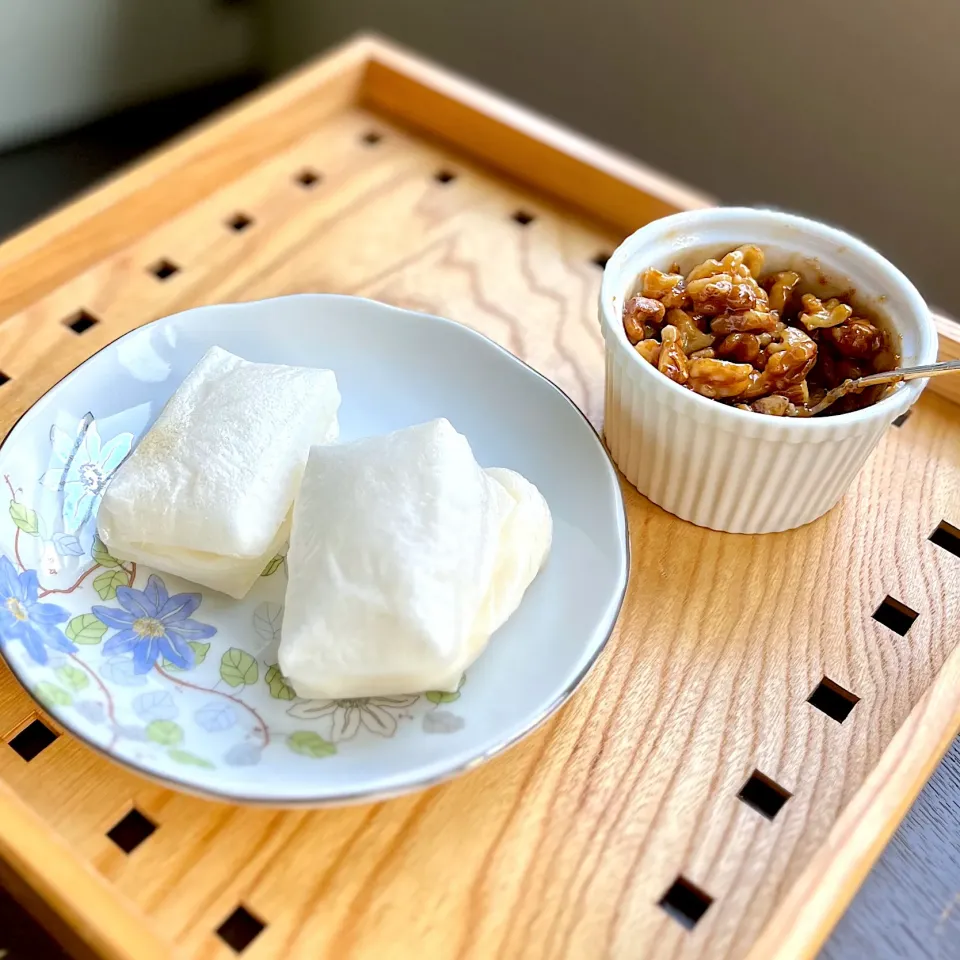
[278,418,552,699]
[431,466,553,691]
[97,346,340,598]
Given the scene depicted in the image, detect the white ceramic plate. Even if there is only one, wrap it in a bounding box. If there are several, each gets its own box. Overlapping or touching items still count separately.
[0,295,628,805]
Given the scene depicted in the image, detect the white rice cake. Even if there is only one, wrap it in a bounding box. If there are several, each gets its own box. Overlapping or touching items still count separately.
[279,418,551,699]
[98,346,340,598]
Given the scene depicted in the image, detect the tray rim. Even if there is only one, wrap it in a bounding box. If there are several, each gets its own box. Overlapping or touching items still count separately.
[0,776,168,960]
[0,31,957,960]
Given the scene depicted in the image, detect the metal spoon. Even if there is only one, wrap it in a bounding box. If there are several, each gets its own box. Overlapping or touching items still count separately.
[800,358,960,417]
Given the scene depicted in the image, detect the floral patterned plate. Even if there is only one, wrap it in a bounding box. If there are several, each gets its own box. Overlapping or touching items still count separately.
[0,296,628,805]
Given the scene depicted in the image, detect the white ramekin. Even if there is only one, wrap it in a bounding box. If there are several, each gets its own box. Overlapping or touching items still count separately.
[599,207,938,534]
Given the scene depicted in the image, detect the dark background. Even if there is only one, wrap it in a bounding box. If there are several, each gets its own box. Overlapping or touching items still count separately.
[3,1,959,318]
[0,3,958,958]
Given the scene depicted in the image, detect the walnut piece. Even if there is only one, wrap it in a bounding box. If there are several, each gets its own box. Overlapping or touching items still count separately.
[688,274,760,316]
[738,244,765,277]
[751,395,793,416]
[623,295,666,344]
[641,268,688,308]
[667,308,714,354]
[686,257,726,284]
[658,325,689,385]
[782,380,810,405]
[716,332,763,365]
[798,293,853,330]
[825,317,884,358]
[746,327,818,397]
[765,270,801,314]
[711,309,780,335]
[687,248,758,283]
[687,358,754,399]
[635,339,661,365]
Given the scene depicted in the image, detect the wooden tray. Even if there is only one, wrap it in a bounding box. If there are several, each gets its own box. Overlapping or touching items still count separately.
[0,34,958,960]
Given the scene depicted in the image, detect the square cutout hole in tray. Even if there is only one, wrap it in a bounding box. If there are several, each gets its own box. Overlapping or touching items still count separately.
[872,595,919,636]
[150,259,180,281]
[295,169,320,188]
[7,718,58,761]
[106,808,156,853]
[808,677,859,724]
[738,769,792,820]
[217,905,265,953]
[659,876,713,930]
[929,520,960,559]
[64,309,99,334]
[228,213,253,232]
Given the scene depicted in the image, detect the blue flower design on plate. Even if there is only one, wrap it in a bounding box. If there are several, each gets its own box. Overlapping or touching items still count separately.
[0,556,74,665]
[93,574,216,674]
[40,414,132,533]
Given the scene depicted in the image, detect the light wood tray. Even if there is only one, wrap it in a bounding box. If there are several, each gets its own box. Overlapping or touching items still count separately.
[0,35,958,960]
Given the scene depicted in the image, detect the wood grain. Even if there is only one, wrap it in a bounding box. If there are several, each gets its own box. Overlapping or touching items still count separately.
[0,36,957,960]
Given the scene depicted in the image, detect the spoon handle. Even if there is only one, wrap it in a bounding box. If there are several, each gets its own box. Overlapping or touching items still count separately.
[802,357,960,417]
[853,357,960,389]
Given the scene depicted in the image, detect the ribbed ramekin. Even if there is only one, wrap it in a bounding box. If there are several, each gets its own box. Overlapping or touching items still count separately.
[599,208,938,534]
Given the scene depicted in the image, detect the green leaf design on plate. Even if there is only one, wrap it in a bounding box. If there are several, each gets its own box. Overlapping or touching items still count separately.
[146,720,183,746]
[287,731,336,758]
[219,648,258,687]
[65,613,107,645]
[162,640,210,672]
[93,568,128,601]
[265,664,295,700]
[425,690,460,704]
[56,664,89,691]
[425,675,465,704]
[192,641,211,664]
[261,554,285,577]
[35,681,71,707]
[9,501,38,537]
[167,748,215,769]
[92,536,121,568]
